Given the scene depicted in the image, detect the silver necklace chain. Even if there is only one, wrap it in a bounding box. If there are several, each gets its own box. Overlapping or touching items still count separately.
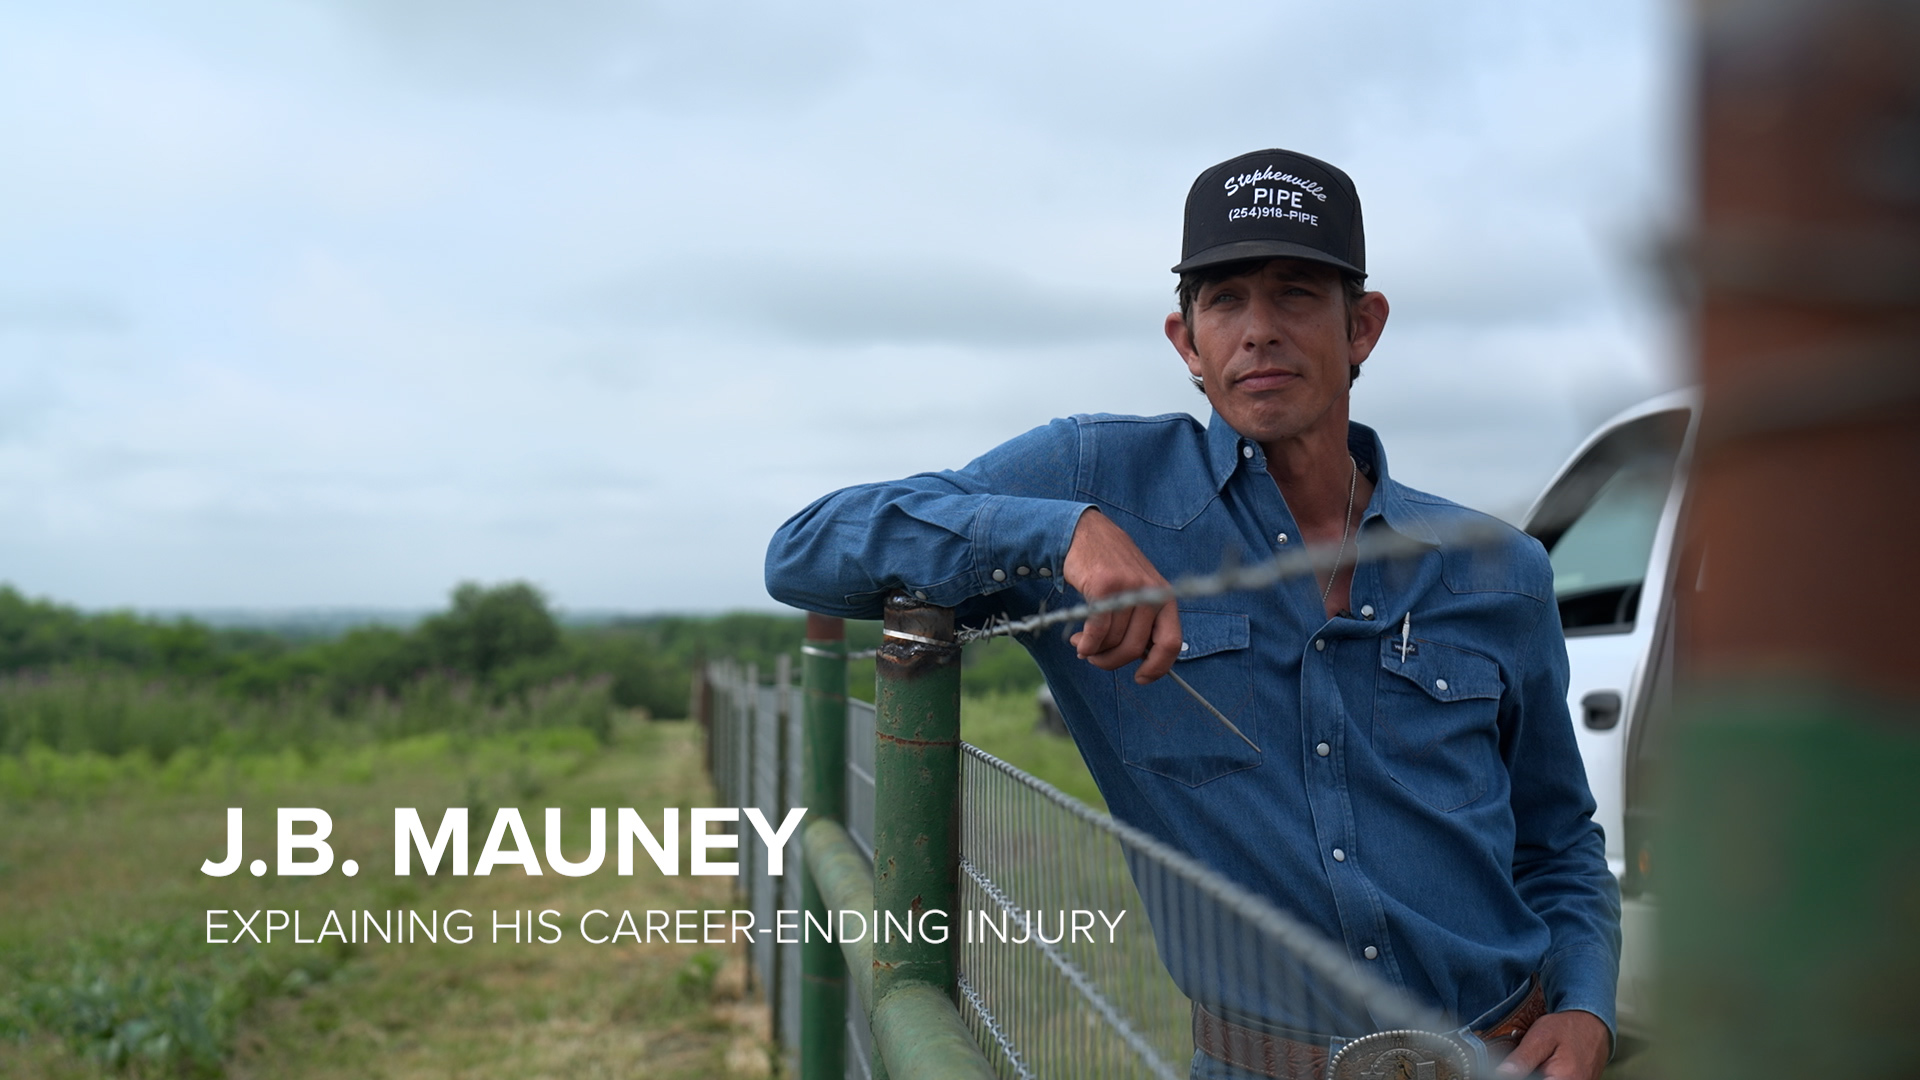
[1319,455,1358,606]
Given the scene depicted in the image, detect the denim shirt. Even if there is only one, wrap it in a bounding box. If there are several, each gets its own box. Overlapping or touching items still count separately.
[765,410,1621,1037]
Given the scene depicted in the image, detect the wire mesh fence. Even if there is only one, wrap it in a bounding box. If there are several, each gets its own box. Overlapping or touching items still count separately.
[704,653,1482,1080]
[957,745,1188,1080]
[843,693,878,1079]
[705,658,808,1075]
[957,743,1462,1080]
[708,658,871,1078]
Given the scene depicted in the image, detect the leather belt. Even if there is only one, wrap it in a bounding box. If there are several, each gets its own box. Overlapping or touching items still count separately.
[1473,978,1548,1060]
[1192,977,1547,1080]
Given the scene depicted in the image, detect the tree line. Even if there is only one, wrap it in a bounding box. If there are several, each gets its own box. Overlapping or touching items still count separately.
[0,583,804,720]
[0,581,1043,724]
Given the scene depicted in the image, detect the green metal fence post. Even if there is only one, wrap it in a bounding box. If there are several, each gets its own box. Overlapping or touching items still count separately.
[801,614,848,1080]
[865,595,994,1080]
[872,594,963,1003]
[774,651,795,1077]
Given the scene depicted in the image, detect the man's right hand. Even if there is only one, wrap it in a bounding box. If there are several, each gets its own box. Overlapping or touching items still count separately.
[1062,509,1181,685]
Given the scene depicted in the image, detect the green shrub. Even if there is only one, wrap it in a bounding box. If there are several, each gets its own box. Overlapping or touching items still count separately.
[961,635,1045,696]
[0,922,347,1077]
[0,670,618,765]
[0,578,863,730]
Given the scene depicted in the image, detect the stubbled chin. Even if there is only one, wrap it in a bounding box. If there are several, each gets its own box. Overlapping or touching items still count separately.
[1216,396,1339,444]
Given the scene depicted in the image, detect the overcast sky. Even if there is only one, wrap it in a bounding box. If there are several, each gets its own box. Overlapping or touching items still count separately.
[0,0,1687,614]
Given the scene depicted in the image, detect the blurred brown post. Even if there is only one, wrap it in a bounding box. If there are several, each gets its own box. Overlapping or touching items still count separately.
[1687,0,1920,694]
[1664,2,1920,1076]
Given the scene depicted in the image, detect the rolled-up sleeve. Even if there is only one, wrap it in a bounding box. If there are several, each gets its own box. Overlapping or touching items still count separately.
[764,418,1094,619]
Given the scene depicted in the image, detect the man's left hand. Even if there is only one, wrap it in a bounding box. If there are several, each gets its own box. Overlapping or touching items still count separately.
[1494,1009,1610,1080]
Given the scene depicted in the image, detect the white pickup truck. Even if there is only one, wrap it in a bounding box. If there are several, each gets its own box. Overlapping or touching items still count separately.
[1521,388,1696,1044]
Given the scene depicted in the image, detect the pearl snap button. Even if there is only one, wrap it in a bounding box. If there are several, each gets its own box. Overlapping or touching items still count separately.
[1315,742,1330,757]
[1314,639,1326,652]
[1038,567,1051,578]
[1360,605,1374,618]
[1242,445,1253,459]
[1363,946,1379,960]
[1179,641,1190,653]
[992,569,1006,582]
[914,590,927,600]
[1435,678,1449,691]
[1016,566,1030,576]
[1276,533,1289,544]
[1332,848,1346,862]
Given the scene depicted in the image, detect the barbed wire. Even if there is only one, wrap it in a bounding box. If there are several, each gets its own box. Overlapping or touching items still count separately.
[812,520,1511,664]
[952,519,1510,645]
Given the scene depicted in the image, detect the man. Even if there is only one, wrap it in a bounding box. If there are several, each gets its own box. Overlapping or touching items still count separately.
[765,149,1618,1080]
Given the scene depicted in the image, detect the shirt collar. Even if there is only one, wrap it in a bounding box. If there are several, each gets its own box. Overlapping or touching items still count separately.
[1204,409,1442,547]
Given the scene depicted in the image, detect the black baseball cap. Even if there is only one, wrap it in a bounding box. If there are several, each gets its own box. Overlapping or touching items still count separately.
[1172,149,1366,278]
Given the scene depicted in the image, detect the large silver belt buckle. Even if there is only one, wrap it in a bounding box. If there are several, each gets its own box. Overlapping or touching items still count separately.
[1327,1029,1472,1080]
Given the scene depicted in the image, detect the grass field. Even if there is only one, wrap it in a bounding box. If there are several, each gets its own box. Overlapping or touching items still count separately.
[0,718,774,1079]
[0,685,1099,1080]
[1,680,1657,1079]
[958,690,1103,811]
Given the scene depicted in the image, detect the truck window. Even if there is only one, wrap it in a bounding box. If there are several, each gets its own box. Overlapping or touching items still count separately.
[1526,410,1689,635]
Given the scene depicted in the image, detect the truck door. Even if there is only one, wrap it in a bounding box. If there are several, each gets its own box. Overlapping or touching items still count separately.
[1524,403,1692,877]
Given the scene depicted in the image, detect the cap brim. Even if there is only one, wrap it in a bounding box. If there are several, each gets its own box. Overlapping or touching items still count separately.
[1170,239,1364,278]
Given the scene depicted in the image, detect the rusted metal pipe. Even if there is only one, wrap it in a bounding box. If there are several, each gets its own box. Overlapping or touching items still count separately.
[872,594,964,1003]
[803,817,875,1014]
[866,593,997,1078]
[805,816,994,1080]
[868,982,999,1080]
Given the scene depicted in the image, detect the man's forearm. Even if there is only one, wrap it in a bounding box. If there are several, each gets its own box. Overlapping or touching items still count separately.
[764,476,1091,619]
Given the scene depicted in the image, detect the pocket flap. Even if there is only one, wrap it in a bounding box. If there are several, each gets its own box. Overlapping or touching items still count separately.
[1379,637,1503,701]
[1175,610,1249,661]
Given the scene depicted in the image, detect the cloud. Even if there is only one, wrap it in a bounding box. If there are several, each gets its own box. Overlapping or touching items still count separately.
[309,0,865,108]
[0,295,128,334]
[583,258,1167,348]
[1369,221,1606,326]
[0,0,1684,611]
[1355,315,1679,520]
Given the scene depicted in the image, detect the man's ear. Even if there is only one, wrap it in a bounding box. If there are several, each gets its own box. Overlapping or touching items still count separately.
[1164,311,1204,379]
[1347,291,1390,369]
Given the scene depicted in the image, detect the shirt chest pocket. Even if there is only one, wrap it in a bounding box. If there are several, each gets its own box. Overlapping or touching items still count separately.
[1118,610,1260,788]
[1373,637,1504,812]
